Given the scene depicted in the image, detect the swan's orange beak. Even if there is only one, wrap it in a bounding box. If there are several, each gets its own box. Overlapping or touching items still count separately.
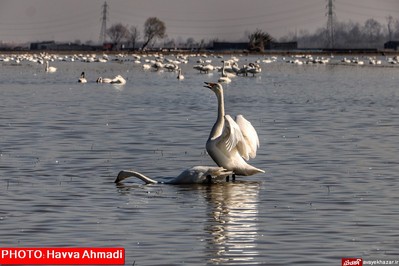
[204,82,216,89]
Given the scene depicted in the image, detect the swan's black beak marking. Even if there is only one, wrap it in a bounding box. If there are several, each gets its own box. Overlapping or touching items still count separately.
[204,82,215,89]
[115,171,126,183]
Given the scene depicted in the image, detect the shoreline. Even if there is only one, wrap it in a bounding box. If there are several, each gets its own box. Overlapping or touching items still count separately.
[0,49,398,57]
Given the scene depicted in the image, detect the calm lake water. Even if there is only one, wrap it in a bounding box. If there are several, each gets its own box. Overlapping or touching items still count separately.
[1,54,399,265]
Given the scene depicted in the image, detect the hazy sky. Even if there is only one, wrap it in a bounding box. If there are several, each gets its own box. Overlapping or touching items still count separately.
[0,0,398,44]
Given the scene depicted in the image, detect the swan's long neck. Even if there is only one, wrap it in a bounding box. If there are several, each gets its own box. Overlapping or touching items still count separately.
[115,170,158,184]
[221,62,226,77]
[209,89,225,140]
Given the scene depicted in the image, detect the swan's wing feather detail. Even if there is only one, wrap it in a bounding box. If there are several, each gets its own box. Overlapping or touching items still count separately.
[235,115,260,159]
[224,115,249,159]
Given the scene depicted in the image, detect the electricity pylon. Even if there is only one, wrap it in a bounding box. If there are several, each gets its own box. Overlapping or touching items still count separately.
[326,0,335,49]
[99,1,108,44]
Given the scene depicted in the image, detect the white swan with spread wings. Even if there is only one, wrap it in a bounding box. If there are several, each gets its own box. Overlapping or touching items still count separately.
[204,82,264,177]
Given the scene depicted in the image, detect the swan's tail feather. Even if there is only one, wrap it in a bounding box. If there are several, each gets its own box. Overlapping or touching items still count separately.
[240,165,265,176]
[115,170,158,184]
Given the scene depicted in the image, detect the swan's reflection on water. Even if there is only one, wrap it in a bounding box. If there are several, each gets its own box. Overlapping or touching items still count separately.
[202,181,261,265]
[115,178,262,264]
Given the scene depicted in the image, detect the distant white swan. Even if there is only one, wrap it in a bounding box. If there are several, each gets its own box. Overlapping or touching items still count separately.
[110,75,126,85]
[201,64,214,73]
[115,166,233,184]
[142,64,151,70]
[218,75,231,84]
[218,61,233,83]
[45,61,57,73]
[78,72,87,83]
[96,77,113,83]
[204,82,264,177]
[164,63,178,72]
[246,63,261,76]
[177,68,184,80]
[193,64,214,74]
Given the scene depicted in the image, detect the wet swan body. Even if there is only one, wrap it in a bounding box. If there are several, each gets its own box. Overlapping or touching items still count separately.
[110,75,126,85]
[204,82,264,176]
[115,166,233,185]
[96,75,126,84]
[96,77,113,83]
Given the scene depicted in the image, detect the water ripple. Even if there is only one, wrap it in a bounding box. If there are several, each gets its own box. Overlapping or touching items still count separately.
[1,57,398,265]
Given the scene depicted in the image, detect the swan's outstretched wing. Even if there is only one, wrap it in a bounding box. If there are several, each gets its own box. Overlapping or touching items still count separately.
[235,115,260,159]
[214,114,260,161]
[222,115,249,159]
[223,115,243,151]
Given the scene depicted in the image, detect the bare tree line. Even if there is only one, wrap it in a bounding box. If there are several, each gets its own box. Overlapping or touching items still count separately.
[106,17,165,50]
[280,17,399,49]
[106,15,399,50]
[106,17,275,51]
[106,17,219,51]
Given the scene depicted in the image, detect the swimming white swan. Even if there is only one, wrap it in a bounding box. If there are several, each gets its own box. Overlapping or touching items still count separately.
[193,64,214,74]
[201,64,214,73]
[218,75,231,84]
[96,77,113,83]
[110,75,126,85]
[115,166,233,185]
[142,64,151,70]
[221,61,236,77]
[218,61,234,83]
[204,82,264,177]
[177,68,184,80]
[45,61,57,73]
[78,72,87,83]
[246,63,262,76]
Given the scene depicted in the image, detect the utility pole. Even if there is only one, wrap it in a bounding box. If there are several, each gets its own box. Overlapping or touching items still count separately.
[99,1,108,45]
[326,0,335,49]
